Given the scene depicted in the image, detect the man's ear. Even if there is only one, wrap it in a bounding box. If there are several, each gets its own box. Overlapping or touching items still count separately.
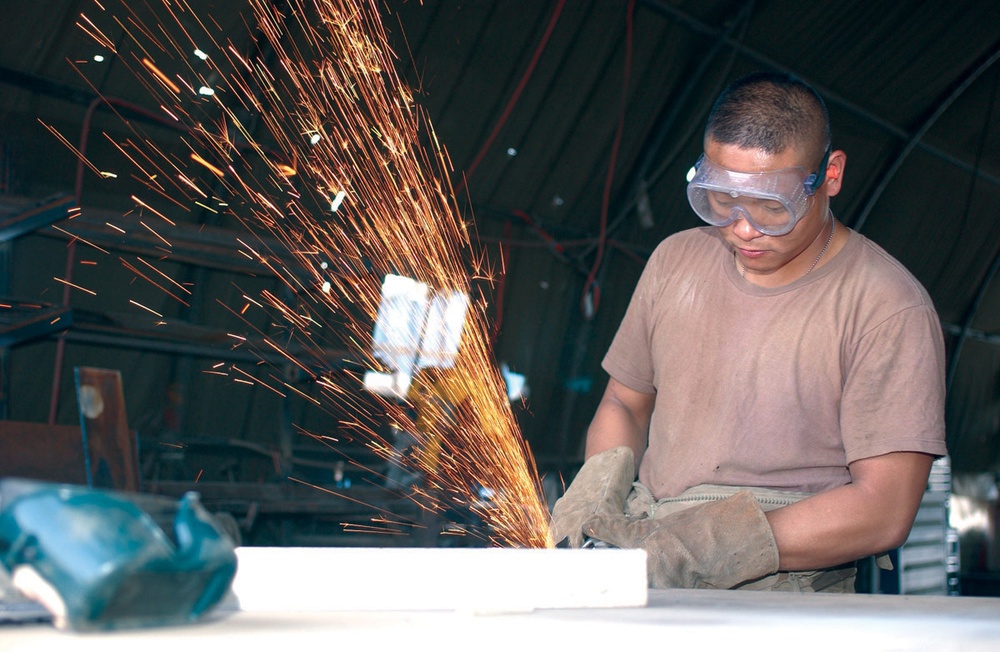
[825,150,847,196]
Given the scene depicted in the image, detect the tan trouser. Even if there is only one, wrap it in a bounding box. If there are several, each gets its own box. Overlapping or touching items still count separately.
[626,483,867,593]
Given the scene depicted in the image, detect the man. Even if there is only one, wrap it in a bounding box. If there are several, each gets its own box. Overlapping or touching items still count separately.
[550,71,947,592]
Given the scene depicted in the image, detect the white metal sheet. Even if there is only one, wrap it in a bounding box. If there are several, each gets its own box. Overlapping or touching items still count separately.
[231,546,649,613]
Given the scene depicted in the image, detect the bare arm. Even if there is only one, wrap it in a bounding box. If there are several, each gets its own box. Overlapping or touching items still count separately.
[766,451,934,570]
[583,377,655,473]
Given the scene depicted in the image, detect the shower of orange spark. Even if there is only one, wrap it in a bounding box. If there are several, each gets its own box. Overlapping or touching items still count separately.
[190,153,226,178]
[51,225,111,254]
[75,0,553,548]
[128,299,163,317]
[141,57,182,95]
[53,277,97,296]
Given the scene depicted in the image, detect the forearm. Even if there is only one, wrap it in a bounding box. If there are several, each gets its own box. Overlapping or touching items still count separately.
[767,487,895,569]
[583,382,653,471]
[584,408,647,463]
[766,452,934,570]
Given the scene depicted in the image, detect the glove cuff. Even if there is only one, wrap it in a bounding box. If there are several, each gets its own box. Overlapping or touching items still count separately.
[549,446,635,547]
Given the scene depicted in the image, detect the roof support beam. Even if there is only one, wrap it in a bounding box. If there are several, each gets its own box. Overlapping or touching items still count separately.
[945,243,1000,394]
[0,193,75,243]
[0,306,72,348]
[852,45,1000,233]
[942,321,1000,349]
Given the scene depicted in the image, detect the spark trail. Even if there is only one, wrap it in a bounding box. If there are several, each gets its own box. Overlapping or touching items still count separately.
[73,0,552,548]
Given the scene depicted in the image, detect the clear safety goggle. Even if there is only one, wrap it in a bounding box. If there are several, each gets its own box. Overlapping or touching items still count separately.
[686,149,830,236]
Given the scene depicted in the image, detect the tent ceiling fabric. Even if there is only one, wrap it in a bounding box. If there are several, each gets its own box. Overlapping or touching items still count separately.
[1,0,1000,474]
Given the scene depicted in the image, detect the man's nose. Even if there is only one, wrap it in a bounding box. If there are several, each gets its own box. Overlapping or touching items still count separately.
[730,206,763,239]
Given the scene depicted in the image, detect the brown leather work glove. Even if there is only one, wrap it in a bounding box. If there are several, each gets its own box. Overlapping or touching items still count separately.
[549,446,635,548]
[582,490,779,588]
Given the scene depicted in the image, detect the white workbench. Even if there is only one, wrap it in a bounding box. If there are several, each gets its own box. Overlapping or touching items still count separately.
[4,589,1000,651]
[4,547,1000,650]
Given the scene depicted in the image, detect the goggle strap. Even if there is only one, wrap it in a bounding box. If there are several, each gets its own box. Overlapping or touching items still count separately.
[803,147,831,196]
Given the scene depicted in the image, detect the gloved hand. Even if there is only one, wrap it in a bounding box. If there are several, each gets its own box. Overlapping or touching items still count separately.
[549,446,635,548]
[582,490,779,589]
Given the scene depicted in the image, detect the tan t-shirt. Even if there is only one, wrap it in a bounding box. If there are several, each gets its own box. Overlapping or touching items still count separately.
[603,227,947,499]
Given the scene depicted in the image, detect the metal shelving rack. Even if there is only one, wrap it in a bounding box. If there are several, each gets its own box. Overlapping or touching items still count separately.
[897,456,959,595]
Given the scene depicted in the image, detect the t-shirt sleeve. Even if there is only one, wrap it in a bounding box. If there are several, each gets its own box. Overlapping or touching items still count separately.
[602,252,660,395]
[840,303,948,462]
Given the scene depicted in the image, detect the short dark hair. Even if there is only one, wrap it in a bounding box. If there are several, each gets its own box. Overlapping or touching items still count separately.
[705,71,831,168]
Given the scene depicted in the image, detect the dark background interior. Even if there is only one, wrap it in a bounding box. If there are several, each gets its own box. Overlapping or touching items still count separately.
[1,0,999,587]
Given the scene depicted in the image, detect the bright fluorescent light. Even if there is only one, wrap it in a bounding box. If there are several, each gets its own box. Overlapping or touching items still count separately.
[330,190,346,212]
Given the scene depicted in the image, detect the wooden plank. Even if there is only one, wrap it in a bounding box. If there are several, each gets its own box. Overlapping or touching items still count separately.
[74,367,140,492]
[0,421,87,484]
[231,546,648,612]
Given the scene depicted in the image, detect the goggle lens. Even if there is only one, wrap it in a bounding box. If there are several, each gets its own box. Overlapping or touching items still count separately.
[685,150,829,236]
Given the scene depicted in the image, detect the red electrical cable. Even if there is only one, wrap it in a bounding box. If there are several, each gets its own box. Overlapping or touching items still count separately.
[48,94,190,423]
[48,96,102,424]
[512,208,565,255]
[456,0,566,194]
[581,0,635,318]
